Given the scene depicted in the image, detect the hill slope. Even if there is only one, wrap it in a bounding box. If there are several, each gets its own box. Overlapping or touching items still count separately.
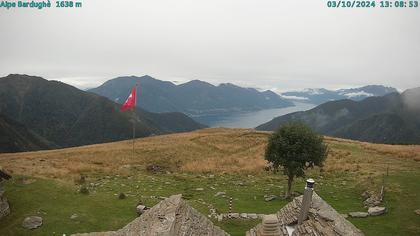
[257,88,420,144]
[0,74,205,149]
[0,128,420,235]
[88,75,293,115]
[0,114,56,153]
[281,85,397,104]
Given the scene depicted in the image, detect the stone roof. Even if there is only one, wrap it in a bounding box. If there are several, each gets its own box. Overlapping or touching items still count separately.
[72,194,229,236]
[247,192,364,236]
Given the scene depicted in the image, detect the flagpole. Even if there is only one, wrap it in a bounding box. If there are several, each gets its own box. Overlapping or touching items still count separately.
[132,84,137,158]
[132,109,135,157]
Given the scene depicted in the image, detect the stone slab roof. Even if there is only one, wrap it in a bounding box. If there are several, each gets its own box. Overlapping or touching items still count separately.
[247,192,364,236]
[72,194,229,236]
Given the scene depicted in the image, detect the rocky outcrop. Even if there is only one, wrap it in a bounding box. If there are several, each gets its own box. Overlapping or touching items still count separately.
[72,194,229,236]
[0,187,10,219]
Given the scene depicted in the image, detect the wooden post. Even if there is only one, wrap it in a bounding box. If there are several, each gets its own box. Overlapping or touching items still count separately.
[229,197,233,214]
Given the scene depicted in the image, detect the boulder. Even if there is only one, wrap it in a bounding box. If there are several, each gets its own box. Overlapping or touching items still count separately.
[264,195,277,202]
[240,213,248,219]
[248,213,258,219]
[228,213,240,219]
[361,191,371,200]
[415,209,420,216]
[0,189,10,219]
[214,192,226,197]
[70,214,78,220]
[22,216,43,229]
[349,212,369,218]
[135,205,148,216]
[368,206,386,216]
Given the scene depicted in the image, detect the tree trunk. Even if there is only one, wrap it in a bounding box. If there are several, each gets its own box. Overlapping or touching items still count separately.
[285,175,294,199]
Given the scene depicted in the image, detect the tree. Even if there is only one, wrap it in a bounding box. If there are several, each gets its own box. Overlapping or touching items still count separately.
[265,123,328,198]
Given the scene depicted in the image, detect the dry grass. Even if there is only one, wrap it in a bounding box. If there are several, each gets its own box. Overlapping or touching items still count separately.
[1,128,419,181]
[0,128,269,179]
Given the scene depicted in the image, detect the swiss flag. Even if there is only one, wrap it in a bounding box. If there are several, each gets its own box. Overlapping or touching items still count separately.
[120,86,137,112]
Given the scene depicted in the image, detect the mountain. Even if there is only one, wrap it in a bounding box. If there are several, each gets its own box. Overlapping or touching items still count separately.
[0,74,205,150]
[257,88,420,144]
[88,76,293,116]
[281,85,398,105]
[0,114,56,153]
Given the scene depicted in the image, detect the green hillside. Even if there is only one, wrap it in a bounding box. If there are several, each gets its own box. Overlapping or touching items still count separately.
[0,128,419,235]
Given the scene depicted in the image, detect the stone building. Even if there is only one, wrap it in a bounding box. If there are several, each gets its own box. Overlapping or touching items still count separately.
[72,194,229,236]
[247,181,364,236]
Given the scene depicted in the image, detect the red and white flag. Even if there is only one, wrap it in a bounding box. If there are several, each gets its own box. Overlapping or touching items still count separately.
[120,86,137,112]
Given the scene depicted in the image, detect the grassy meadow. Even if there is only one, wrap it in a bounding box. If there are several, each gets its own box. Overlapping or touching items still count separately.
[0,128,419,235]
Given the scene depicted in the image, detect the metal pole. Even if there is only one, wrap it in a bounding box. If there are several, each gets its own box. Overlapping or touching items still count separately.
[132,110,135,157]
[132,84,138,158]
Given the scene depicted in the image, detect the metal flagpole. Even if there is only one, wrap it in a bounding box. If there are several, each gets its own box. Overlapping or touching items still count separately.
[132,84,137,158]
[132,109,135,157]
[132,85,136,158]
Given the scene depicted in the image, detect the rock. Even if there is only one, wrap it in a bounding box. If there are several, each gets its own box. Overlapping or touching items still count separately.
[195,188,204,191]
[264,195,277,202]
[368,206,386,216]
[22,216,43,229]
[415,209,420,216]
[70,214,78,220]
[361,191,371,200]
[318,208,336,221]
[209,175,215,178]
[348,212,369,218]
[240,213,248,219]
[136,205,148,216]
[214,192,226,197]
[341,213,349,219]
[248,213,258,219]
[363,191,382,207]
[229,213,240,219]
[217,214,223,222]
[0,189,10,219]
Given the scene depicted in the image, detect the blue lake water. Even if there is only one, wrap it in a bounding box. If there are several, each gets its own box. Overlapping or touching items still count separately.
[193,102,316,128]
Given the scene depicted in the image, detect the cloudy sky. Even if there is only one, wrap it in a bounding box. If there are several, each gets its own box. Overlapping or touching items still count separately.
[1,0,419,92]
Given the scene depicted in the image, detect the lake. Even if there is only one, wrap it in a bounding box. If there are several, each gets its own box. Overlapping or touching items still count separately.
[193,102,316,128]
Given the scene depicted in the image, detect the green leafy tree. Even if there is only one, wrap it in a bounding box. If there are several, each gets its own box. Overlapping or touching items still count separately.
[265,123,328,198]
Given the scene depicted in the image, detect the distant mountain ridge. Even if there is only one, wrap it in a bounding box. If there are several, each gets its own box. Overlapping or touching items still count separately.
[0,74,205,152]
[88,75,293,116]
[257,88,420,144]
[281,85,398,105]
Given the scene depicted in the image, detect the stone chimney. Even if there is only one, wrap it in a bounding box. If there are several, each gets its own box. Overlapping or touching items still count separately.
[297,178,315,225]
[260,214,281,236]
